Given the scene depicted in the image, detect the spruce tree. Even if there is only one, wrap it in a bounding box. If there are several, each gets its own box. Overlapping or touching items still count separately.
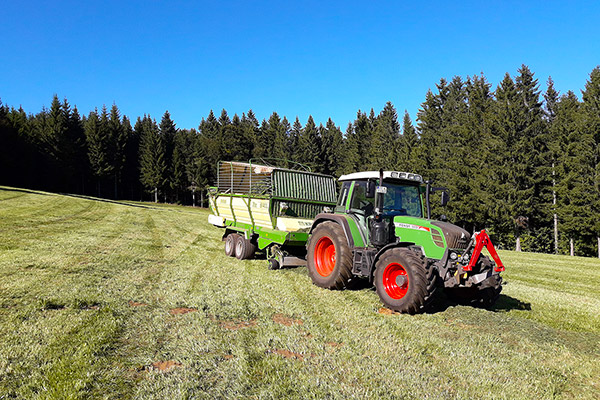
[85,107,112,196]
[320,118,343,176]
[159,110,177,200]
[544,77,560,253]
[338,122,360,175]
[581,66,600,257]
[554,92,595,255]
[139,116,166,202]
[296,115,322,171]
[397,110,419,172]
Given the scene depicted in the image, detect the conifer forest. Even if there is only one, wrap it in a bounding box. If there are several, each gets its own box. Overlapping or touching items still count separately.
[2,65,600,257]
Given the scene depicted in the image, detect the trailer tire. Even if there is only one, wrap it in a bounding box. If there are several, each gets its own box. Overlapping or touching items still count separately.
[235,235,256,260]
[224,234,237,257]
[306,221,353,289]
[374,247,436,314]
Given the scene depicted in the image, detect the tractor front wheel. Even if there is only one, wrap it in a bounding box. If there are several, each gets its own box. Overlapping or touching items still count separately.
[374,247,437,314]
[306,222,353,289]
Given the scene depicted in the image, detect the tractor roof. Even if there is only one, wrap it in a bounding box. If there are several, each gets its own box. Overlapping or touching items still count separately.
[338,171,423,183]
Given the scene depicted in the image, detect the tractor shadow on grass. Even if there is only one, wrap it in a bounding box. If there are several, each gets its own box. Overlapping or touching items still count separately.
[489,294,532,312]
[426,293,531,314]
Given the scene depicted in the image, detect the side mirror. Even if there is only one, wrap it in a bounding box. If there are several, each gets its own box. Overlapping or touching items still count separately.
[366,180,376,198]
[441,191,450,207]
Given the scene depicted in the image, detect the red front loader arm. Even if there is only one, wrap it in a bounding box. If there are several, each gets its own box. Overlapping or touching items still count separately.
[464,230,505,272]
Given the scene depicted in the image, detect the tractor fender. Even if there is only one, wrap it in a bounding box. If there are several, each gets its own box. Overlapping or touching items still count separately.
[371,241,421,279]
[309,213,355,248]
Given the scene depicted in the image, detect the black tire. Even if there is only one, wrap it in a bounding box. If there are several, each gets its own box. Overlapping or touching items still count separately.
[235,235,256,260]
[444,256,503,308]
[374,247,437,314]
[306,221,353,289]
[224,234,237,257]
[268,258,280,270]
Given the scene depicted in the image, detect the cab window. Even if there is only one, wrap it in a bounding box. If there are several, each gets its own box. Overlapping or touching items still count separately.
[350,181,375,215]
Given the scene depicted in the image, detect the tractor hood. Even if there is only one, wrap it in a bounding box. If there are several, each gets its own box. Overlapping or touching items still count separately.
[391,216,470,260]
[430,221,470,249]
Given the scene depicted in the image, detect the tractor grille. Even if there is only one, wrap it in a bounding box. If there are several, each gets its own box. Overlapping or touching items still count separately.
[430,228,445,247]
[431,221,470,249]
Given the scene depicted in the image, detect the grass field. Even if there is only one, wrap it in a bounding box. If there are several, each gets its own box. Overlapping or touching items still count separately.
[0,186,599,399]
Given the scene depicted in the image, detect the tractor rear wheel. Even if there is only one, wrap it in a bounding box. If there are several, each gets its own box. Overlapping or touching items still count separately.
[374,247,437,314]
[306,221,353,289]
[224,234,237,257]
[235,235,256,260]
[445,256,502,308]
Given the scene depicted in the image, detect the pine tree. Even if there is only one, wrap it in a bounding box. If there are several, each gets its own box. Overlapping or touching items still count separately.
[368,102,400,170]
[490,66,550,251]
[122,116,141,200]
[544,77,560,254]
[159,110,177,200]
[221,113,252,162]
[108,104,127,199]
[554,92,595,255]
[581,66,600,257]
[320,118,343,176]
[296,115,322,171]
[198,110,221,182]
[397,110,419,172]
[338,122,360,175]
[139,116,166,202]
[188,128,210,206]
[85,107,112,196]
[289,117,302,159]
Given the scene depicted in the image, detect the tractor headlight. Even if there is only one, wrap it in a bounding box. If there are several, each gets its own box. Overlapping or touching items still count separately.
[450,252,458,260]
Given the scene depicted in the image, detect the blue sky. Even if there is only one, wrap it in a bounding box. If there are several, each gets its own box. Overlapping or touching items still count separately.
[1,1,599,130]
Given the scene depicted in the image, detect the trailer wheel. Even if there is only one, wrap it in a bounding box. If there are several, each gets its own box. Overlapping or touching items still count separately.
[374,247,436,314]
[306,222,353,289]
[224,234,237,257]
[235,235,256,260]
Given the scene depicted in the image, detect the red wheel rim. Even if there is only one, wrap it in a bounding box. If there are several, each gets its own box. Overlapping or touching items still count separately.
[382,263,409,299]
[314,237,336,277]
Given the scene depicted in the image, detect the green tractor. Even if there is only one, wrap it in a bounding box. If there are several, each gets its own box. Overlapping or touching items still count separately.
[305,169,504,313]
[208,161,504,313]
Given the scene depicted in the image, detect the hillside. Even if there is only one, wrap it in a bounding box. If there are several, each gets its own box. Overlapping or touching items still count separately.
[0,187,598,399]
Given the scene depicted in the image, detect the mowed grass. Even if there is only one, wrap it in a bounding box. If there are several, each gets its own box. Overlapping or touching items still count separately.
[0,187,598,399]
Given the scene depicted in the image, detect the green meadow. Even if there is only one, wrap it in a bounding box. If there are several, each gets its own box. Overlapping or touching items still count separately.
[0,187,598,399]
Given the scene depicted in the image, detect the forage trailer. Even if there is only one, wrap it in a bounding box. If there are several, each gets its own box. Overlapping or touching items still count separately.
[208,160,504,313]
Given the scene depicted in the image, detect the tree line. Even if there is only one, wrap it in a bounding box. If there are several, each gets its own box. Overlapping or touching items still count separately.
[1,64,599,257]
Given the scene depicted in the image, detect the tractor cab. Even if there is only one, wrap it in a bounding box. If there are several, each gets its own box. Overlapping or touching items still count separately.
[336,170,427,247]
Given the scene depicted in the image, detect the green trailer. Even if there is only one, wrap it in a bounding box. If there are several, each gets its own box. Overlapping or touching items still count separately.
[208,160,337,268]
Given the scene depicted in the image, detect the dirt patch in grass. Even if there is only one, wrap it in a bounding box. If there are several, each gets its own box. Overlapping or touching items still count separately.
[223,354,234,360]
[378,307,398,315]
[149,360,183,371]
[219,319,257,330]
[272,313,303,326]
[268,349,305,360]
[129,300,148,307]
[169,307,197,315]
[326,341,344,348]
